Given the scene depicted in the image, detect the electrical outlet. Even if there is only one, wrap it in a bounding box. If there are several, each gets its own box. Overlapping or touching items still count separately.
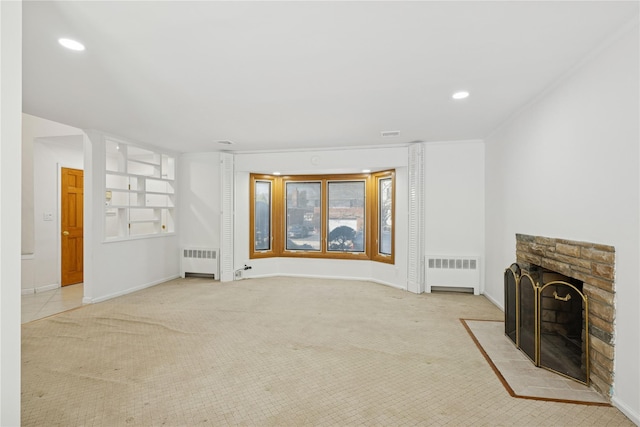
[235,270,242,279]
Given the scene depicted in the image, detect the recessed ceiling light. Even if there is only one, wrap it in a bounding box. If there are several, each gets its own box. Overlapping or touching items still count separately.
[216,140,234,145]
[381,131,401,137]
[273,172,281,176]
[58,38,85,51]
[452,91,470,100]
[362,169,371,173]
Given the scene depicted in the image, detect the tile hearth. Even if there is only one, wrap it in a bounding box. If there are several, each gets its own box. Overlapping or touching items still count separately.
[464,319,608,404]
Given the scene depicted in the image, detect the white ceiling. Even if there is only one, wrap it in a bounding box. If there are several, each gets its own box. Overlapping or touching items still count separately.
[22,1,639,154]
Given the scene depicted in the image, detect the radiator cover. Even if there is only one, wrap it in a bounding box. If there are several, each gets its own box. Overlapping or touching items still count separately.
[180,248,219,279]
[425,255,480,295]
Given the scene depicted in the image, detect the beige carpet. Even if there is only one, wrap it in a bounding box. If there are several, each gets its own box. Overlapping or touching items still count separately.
[22,276,634,426]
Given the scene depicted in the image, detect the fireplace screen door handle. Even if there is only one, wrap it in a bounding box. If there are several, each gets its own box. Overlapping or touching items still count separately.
[553,291,571,302]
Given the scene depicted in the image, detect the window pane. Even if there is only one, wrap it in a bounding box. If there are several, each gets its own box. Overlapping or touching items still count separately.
[327,181,365,252]
[254,181,271,251]
[286,182,321,251]
[379,177,392,255]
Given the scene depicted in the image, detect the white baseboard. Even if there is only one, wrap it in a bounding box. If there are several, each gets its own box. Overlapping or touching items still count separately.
[243,272,369,282]
[612,396,640,426]
[371,278,406,291]
[236,273,495,301]
[482,291,504,312]
[85,274,180,304]
[240,272,408,292]
[35,283,60,293]
[22,284,61,295]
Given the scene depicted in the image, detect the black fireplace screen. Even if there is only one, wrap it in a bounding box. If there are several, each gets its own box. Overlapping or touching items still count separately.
[504,264,519,345]
[503,263,589,385]
[519,274,537,364]
[538,281,588,383]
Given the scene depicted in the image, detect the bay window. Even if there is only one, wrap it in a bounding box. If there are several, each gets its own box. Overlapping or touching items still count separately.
[250,170,394,263]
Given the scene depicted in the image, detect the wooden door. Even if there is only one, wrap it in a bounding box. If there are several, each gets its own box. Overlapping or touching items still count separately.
[61,167,84,286]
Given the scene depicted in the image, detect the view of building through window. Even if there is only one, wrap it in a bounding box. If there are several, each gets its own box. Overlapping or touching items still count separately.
[286,182,321,251]
[254,180,271,251]
[327,181,365,252]
[379,177,392,255]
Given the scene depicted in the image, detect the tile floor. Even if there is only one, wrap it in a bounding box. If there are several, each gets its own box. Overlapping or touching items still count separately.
[465,319,608,404]
[21,284,84,324]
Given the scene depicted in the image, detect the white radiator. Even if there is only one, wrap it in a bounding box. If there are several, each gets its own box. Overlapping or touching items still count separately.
[180,248,219,279]
[425,255,480,295]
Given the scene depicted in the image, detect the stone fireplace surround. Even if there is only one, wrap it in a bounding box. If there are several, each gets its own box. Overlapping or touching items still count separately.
[515,234,615,398]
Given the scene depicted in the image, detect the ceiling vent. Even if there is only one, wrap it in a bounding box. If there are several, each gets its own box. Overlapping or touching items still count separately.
[216,140,234,145]
[381,131,401,137]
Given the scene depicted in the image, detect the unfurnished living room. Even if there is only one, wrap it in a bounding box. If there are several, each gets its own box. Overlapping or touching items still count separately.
[1,1,638,426]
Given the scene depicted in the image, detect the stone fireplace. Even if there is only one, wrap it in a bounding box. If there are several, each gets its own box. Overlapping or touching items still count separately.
[515,234,615,398]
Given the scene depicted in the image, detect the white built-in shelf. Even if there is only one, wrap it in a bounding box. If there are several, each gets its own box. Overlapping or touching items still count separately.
[104,138,176,240]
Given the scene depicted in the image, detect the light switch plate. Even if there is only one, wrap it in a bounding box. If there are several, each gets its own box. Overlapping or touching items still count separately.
[43,212,53,221]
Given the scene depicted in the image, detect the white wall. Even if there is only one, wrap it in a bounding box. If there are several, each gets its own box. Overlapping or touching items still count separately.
[22,136,84,293]
[178,152,221,250]
[424,140,485,291]
[83,131,180,303]
[21,114,85,295]
[233,147,409,289]
[0,1,22,424]
[484,23,639,422]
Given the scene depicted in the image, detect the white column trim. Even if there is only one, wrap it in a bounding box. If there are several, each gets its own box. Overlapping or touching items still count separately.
[219,153,234,282]
[407,143,425,293]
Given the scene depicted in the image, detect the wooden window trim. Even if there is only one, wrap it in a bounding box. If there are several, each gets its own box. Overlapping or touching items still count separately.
[250,174,278,258]
[249,171,394,264]
[282,179,321,255]
[325,179,369,258]
[371,170,395,264]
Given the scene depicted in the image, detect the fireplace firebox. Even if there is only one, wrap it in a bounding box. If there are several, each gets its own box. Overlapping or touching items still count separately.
[505,263,589,384]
